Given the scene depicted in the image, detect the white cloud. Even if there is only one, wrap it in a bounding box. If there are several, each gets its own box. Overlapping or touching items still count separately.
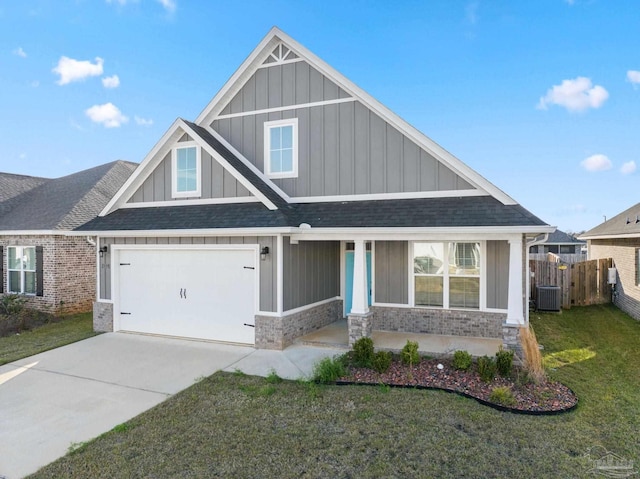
[627,70,640,87]
[581,154,612,172]
[157,0,176,12]
[85,103,129,128]
[30,80,39,88]
[465,2,478,25]
[102,74,120,89]
[53,56,104,85]
[621,161,636,174]
[13,47,27,58]
[537,77,608,112]
[134,115,153,126]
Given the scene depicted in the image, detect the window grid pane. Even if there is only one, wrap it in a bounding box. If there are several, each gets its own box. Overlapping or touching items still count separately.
[415,276,444,307]
[269,125,294,174]
[450,277,480,309]
[176,147,197,193]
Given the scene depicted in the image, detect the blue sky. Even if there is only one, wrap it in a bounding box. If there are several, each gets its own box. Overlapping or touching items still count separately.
[1,0,638,233]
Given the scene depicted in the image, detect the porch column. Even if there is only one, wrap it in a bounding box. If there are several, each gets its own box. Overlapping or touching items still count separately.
[350,239,369,315]
[348,239,373,346]
[507,237,525,325]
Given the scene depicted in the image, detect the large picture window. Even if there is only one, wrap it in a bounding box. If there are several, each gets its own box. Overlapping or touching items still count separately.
[8,246,36,295]
[264,118,298,178]
[413,242,481,309]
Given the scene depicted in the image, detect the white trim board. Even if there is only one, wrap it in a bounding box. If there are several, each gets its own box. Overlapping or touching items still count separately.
[121,197,260,209]
[288,189,487,203]
[215,97,356,120]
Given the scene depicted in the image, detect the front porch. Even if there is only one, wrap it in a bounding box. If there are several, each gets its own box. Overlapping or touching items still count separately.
[297,319,503,357]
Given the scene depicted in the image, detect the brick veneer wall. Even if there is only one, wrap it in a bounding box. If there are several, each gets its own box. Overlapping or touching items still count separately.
[590,239,640,321]
[255,299,343,350]
[370,306,505,338]
[0,234,96,314]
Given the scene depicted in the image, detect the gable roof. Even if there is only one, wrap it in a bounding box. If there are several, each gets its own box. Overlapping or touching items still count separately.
[580,202,640,239]
[539,229,585,245]
[0,161,137,232]
[0,173,48,204]
[195,27,517,206]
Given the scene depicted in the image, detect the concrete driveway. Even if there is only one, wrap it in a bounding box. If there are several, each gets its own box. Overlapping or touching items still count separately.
[0,333,342,479]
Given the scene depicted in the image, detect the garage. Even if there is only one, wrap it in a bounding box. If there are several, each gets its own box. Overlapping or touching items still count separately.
[114,246,257,344]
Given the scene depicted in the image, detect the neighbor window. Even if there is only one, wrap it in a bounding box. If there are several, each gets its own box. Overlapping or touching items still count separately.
[8,246,36,295]
[636,249,640,286]
[413,242,481,309]
[172,143,201,198]
[264,119,298,178]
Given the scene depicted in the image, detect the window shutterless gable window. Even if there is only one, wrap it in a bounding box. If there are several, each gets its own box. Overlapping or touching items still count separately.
[171,142,201,198]
[7,246,37,295]
[264,118,298,178]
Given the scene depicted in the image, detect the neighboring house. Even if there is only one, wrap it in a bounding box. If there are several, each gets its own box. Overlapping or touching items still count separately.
[529,229,586,262]
[0,161,137,314]
[77,27,553,351]
[580,202,640,321]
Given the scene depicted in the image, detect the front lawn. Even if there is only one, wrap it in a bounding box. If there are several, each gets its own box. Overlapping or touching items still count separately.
[30,305,640,479]
[0,312,97,365]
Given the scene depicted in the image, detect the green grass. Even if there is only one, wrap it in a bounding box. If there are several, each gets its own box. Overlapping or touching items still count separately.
[28,305,640,479]
[0,313,98,365]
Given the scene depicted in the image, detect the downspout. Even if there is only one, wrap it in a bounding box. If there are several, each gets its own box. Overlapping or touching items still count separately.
[86,236,96,247]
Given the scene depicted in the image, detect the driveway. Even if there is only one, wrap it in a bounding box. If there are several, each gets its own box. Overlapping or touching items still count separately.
[0,333,342,479]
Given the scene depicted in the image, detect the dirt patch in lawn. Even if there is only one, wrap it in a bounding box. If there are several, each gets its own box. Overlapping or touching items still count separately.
[339,357,577,414]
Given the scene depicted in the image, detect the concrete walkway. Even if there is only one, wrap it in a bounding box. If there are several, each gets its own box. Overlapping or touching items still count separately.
[0,333,343,479]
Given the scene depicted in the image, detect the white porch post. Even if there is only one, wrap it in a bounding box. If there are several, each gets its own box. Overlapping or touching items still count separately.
[350,239,369,315]
[507,237,525,325]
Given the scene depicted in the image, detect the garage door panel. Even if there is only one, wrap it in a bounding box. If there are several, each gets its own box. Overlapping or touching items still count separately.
[117,248,256,344]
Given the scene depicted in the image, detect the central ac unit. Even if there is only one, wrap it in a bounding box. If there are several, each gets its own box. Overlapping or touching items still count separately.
[537,286,561,312]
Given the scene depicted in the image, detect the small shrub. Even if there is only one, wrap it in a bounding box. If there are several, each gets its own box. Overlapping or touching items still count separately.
[352,337,374,367]
[489,386,516,407]
[265,369,283,384]
[495,347,514,377]
[477,355,496,382]
[519,325,546,384]
[452,350,473,371]
[372,350,392,373]
[313,356,347,384]
[0,294,26,316]
[258,384,277,397]
[401,340,420,366]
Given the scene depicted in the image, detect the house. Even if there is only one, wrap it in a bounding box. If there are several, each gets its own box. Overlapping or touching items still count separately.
[0,161,136,314]
[529,229,586,262]
[580,202,640,320]
[76,27,553,352]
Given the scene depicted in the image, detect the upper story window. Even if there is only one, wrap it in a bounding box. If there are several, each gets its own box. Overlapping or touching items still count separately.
[8,246,36,295]
[264,118,298,179]
[172,142,201,198]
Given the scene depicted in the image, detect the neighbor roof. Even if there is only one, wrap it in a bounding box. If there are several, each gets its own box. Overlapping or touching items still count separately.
[539,229,585,245]
[0,161,137,231]
[580,202,640,239]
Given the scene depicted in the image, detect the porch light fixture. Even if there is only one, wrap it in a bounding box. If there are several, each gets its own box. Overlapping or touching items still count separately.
[99,246,108,258]
[260,246,270,261]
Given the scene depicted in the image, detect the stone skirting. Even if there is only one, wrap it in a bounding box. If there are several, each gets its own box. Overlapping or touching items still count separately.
[370,306,505,339]
[502,323,523,360]
[93,301,113,332]
[348,312,373,346]
[255,299,343,350]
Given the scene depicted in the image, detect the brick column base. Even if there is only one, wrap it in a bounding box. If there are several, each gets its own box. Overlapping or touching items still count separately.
[502,323,523,364]
[348,312,374,346]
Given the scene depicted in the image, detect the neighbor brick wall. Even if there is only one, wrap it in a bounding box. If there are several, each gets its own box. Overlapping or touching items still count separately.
[370,306,505,338]
[0,235,96,314]
[255,299,343,350]
[590,239,640,321]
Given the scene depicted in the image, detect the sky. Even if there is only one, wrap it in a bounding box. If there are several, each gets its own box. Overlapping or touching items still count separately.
[1,0,639,233]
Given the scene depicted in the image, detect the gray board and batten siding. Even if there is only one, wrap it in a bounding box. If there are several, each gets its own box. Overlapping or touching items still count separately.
[98,236,277,312]
[128,150,253,203]
[374,240,509,310]
[211,61,474,199]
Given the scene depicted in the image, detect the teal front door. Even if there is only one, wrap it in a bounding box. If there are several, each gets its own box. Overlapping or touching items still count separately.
[345,251,372,315]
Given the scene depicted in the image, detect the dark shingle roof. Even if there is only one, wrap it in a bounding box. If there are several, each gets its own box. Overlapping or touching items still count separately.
[0,173,48,203]
[581,202,640,238]
[0,161,137,231]
[77,196,547,232]
[541,229,585,245]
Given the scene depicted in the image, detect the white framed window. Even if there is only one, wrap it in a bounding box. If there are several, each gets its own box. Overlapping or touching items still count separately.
[171,142,201,198]
[8,246,36,295]
[413,242,481,309]
[264,118,298,179]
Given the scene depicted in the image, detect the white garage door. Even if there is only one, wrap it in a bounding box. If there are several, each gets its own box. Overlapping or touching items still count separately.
[116,248,256,344]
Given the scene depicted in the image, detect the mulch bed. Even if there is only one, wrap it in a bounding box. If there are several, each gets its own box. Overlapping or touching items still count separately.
[338,357,578,415]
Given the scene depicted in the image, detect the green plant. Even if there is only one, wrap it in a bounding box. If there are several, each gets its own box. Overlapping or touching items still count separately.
[266,369,283,384]
[520,325,545,383]
[0,294,26,316]
[401,340,420,366]
[495,347,514,377]
[372,350,392,373]
[352,337,375,367]
[453,350,473,371]
[112,422,132,433]
[489,386,516,407]
[312,356,347,384]
[477,355,496,382]
[259,384,277,397]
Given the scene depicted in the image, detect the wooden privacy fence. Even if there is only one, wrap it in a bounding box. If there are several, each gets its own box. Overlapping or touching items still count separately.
[529,258,613,309]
